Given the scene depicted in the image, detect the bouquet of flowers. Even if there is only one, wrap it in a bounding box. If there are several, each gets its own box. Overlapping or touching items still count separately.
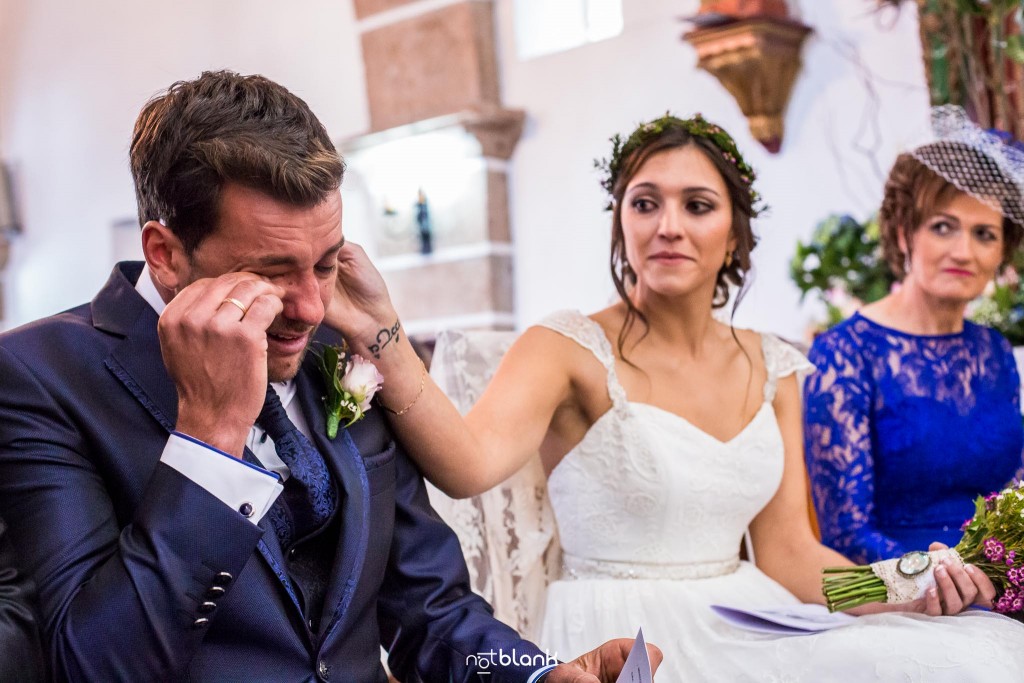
[823,481,1024,614]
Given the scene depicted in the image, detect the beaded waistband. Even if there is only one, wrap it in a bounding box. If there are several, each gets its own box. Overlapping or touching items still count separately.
[561,553,740,581]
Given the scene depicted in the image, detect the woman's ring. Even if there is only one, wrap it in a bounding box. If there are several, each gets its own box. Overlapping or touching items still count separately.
[222,297,248,316]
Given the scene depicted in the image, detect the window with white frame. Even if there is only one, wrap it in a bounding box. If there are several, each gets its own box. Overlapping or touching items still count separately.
[514,0,623,61]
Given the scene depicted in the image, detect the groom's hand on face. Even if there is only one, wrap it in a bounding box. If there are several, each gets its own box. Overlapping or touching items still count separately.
[546,638,664,682]
[159,272,284,458]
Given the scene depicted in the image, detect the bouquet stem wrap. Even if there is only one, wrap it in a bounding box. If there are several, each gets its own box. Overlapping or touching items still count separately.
[871,548,963,603]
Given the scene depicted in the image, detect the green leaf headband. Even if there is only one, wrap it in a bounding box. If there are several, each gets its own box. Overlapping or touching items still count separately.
[594,113,763,212]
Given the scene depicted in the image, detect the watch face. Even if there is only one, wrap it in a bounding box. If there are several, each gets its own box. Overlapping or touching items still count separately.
[897,551,932,578]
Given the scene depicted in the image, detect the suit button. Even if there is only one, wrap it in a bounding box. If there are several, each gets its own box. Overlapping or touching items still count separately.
[193,617,210,628]
[317,659,330,681]
[239,502,254,517]
[213,571,233,585]
[288,547,298,560]
[198,601,217,614]
[206,586,226,599]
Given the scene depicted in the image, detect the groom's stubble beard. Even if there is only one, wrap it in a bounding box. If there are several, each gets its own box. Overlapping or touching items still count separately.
[266,318,320,383]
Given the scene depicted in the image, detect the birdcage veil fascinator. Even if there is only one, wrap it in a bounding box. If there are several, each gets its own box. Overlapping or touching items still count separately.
[911,105,1024,228]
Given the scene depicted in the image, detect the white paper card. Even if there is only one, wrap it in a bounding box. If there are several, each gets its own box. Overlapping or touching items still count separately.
[615,627,653,683]
[710,603,857,635]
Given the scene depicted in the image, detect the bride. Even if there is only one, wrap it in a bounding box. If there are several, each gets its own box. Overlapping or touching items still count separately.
[329,113,1024,680]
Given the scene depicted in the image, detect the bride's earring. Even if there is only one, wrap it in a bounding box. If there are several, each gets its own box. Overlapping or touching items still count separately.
[724,251,734,268]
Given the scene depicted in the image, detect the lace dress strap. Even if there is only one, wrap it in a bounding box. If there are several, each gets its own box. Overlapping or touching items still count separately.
[537,310,628,407]
[761,333,814,402]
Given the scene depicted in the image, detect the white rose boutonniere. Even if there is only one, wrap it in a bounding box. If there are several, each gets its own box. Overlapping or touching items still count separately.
[317,343,384,438]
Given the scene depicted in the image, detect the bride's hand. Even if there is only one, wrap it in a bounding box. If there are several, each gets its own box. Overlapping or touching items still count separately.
[922,541,996,615]
[323,241,398,342]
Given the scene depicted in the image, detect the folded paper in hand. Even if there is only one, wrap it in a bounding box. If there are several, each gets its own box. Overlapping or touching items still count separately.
[615,627,653,683]
[710,603,856,635]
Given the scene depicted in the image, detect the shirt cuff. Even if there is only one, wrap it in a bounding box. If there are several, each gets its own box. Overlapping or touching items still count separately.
[161,432,283,524]
[527,664,559,683]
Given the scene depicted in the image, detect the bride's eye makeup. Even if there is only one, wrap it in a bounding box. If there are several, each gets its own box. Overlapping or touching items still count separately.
[685,198,716,215]
[631,197,658,213]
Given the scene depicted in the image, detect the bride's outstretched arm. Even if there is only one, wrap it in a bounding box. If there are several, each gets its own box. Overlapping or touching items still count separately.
[749,375,995,615]
[325,242,572,497]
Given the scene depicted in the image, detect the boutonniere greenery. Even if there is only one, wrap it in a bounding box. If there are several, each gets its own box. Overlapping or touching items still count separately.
[317,342,384,438]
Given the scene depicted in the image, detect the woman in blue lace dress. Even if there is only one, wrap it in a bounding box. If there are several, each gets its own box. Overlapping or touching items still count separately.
[804,107,1024,564]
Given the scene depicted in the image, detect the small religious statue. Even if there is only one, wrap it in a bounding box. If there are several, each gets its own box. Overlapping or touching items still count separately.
[415,188,432,255]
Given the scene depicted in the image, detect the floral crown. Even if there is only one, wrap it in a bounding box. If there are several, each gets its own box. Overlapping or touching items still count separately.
[594,113,762,212]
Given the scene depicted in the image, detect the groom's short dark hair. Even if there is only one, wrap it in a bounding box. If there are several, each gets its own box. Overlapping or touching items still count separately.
[129,70,345,255]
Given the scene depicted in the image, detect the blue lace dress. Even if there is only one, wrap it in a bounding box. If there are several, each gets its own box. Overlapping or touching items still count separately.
[804,312,1024,564]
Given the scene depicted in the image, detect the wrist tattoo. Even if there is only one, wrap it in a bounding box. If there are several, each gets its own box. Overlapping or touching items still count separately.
[368,319,401,359]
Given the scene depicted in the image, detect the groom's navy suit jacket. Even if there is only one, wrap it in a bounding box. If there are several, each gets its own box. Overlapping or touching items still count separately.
[0,262,545,682]
[0,516,46,682]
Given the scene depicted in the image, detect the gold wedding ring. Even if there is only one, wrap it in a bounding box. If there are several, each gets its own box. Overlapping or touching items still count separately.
[222,297,249,316]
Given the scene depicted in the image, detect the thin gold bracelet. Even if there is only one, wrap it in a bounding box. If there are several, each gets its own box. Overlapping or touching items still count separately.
[380,363,426,416]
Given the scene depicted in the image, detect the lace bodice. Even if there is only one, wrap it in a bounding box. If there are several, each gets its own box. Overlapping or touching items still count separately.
[803,313,1024,564]
[540,310,812,571]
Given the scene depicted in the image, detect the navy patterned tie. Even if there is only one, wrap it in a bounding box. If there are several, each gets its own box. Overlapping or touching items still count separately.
[257,385,338,550]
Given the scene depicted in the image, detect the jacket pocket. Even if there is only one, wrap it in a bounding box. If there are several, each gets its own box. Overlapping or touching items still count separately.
[364,440,396,497]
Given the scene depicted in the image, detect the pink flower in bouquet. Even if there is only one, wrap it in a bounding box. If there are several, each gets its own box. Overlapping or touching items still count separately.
[997,588,1024,614]
[1007,567,1023,586]
[996,589,1017,613]
[985,537,1006,562]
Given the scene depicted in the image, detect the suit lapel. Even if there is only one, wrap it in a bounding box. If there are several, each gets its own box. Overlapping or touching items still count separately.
[97,263,178,432]
[294,353,370,634]
[254,507,302,613]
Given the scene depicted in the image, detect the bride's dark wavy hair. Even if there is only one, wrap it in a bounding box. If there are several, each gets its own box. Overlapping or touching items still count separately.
[605,120,762,361]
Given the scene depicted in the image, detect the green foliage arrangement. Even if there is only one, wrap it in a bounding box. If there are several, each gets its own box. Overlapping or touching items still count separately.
[789,214,895,328]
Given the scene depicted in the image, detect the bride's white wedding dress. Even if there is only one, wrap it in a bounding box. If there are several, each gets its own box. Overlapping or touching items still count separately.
[533,310,1024,681]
